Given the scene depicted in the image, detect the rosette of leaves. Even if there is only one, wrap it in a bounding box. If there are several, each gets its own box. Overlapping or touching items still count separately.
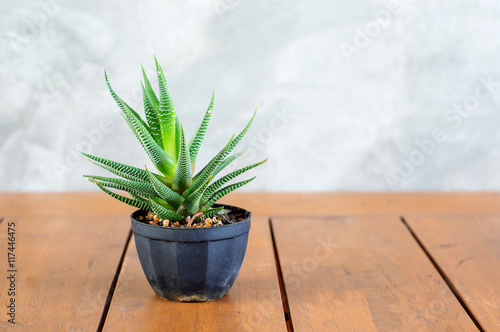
[83,58,266,224]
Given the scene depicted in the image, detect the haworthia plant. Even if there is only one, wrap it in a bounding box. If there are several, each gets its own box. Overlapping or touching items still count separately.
[83,59,266,223]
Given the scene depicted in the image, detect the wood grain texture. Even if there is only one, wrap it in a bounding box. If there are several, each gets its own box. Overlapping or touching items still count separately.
[405,215,500,331]
[1,193,498,330]
[103,216,286,332]
[0,192,136,218]
[0,199,131,330]
[272,216,478,332]
[2,192,500,217]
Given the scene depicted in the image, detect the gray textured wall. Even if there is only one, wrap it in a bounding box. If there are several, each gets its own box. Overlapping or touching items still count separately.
[1,0,500,192]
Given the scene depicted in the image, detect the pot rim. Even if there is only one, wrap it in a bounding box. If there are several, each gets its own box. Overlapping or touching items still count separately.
[130,203,250,230]
[131,203,252,242]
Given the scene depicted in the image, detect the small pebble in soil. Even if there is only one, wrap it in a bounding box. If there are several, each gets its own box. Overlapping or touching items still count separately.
[162,220,170,227]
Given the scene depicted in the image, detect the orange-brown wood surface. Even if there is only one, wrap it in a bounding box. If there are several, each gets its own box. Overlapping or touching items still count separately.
[405,215,500,331]
[271,216,478,331]
[103,216,286,332]
[3,192,500,217]
[0,198,131,330]
[1,192,499,331]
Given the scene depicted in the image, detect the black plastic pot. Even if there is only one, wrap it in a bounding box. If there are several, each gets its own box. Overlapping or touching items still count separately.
[130,204,251,302]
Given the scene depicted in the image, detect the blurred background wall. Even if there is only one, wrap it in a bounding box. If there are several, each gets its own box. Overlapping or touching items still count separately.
[1,0,500,192]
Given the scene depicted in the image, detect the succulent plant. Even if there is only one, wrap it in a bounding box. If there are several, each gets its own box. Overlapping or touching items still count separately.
[83,58,266,225]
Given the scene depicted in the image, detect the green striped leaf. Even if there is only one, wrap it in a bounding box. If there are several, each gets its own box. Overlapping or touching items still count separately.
[182,174,212,214]
[192,110,255,182]
[93,180,151,210]
[155,58,178,159]
[82,152,148,182]
[202,177,255,211]
[84,175,157,196]
[87,179,151,199]
[149,196,174,209]
[105,70,150,133]
[189,90,214,172]
[192,150,244,183]
[145,166,184,209]
[129,192,150,205]
[82,152,171,186]
[141,81,162,147]
[201,159,266,205]
[212,150,246,179]
[105,71,176,177]
[149,199,184,221]
[223,109,256,157]
[182,135,234,198]
[175,115,182,162]
[142,66,159,108]
[172,126,192,192]
[204,206,224,218]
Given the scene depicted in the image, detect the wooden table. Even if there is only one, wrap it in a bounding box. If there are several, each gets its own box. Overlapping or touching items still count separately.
[1,192,499,331]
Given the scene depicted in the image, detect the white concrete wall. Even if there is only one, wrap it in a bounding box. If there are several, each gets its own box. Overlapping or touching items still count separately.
[1,0,500,192]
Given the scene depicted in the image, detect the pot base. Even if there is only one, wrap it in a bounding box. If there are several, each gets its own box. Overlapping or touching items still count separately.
[155,287,231,302]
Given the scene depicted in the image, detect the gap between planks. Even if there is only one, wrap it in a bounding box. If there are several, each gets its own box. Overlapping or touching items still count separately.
[400,217,485,332]
[97,229,133,331]
[269,218,295,332]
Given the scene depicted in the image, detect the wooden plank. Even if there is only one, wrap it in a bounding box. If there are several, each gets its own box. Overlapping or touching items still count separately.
[2,192,500,218]
[272,216,478,331]
[0,193,134,218]
[405,215,500,331]
[103,216,286,331]
[0,200,131,330]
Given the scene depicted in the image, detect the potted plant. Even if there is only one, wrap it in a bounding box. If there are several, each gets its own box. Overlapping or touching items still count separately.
[82,58,266,302]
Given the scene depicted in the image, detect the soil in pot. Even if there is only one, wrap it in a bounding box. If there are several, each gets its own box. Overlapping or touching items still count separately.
[135,208,247,228]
